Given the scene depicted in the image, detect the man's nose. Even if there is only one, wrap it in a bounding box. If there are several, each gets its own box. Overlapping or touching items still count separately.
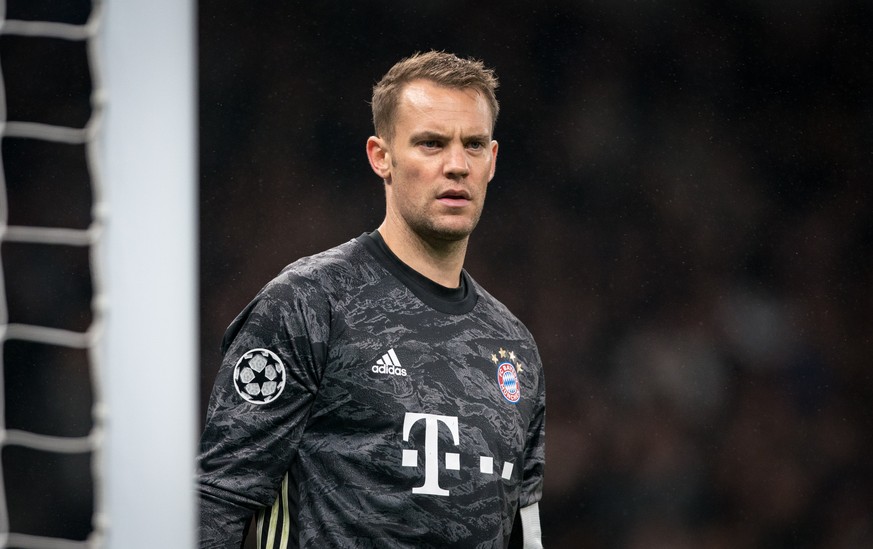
[444,144,470,178]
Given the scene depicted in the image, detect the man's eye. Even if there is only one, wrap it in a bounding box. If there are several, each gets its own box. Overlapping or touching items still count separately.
[420,140,440,148]
[467,141,485,150]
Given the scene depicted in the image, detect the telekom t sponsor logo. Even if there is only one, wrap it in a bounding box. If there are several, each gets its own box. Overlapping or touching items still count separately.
[401,412,514,496]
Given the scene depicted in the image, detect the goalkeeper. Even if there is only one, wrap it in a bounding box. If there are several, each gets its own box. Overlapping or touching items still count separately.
[198,51,546,549]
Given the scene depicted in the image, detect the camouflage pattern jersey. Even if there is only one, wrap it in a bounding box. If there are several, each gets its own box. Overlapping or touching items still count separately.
[198,231,546,548]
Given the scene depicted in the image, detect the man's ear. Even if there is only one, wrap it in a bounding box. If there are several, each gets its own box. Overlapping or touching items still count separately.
[488,139,499,182]
[366,136,391,181]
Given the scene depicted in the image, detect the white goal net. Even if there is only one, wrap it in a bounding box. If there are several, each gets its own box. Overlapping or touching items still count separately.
[0,1,196,547]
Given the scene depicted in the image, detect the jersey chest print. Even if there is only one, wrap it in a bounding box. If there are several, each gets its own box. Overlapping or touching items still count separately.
[361,344,529,497]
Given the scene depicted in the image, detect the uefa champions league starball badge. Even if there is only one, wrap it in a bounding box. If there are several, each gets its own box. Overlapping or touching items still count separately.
[233,348,287,404]
[491,348,521,404]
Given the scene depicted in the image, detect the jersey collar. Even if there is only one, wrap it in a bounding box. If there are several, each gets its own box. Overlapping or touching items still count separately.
[358,230,478,315]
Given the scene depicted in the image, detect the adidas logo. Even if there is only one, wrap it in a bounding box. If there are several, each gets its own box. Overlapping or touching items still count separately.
[372,348,408,377]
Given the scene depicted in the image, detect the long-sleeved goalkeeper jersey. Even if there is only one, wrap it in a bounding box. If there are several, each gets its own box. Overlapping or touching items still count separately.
[198,231,545,548]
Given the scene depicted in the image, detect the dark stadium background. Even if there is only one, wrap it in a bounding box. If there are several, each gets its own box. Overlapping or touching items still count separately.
[196,2,872,548]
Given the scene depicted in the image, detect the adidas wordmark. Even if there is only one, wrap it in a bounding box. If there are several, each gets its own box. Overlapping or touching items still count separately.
[372,348,408,377]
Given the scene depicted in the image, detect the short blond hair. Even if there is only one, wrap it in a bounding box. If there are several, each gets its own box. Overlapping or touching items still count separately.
[371,51,500,142]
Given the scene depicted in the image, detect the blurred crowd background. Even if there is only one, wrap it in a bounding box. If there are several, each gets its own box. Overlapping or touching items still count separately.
[199,2,871,547]
[1,0,870,547]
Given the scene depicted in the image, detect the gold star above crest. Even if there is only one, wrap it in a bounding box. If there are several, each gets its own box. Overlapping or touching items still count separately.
[489,347,525,374]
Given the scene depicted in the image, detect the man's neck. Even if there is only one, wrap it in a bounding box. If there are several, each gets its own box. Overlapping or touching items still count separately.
[377,221,468,288]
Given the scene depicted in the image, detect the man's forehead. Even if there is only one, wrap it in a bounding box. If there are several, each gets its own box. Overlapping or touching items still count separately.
[395,80,492,132]
[400,79,483,105]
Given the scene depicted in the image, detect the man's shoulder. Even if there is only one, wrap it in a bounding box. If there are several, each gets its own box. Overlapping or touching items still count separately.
[467,275,535,340]
[238,237,372,313]
[278,237,363,280]
[219,238,368,352]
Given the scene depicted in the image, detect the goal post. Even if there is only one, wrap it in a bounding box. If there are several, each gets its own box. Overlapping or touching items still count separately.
[101,0,197,547]
[0,0,196,546]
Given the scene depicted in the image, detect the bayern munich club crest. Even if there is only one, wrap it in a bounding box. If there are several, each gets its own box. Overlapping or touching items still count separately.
[233,348,286,405]
[492,348,522,404]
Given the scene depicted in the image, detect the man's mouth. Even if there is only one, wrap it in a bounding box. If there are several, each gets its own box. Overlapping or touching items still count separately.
[437,189,471,206]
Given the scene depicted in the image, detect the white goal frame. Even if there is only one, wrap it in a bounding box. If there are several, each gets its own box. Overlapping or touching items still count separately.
[101,0,197,548]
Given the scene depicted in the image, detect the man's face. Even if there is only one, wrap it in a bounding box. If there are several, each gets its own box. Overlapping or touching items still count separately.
[373,79,498,244]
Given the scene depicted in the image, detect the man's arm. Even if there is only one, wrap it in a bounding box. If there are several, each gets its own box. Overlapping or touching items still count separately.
[197,277,329,548]
[520,345,546,547]
[521,502,544,549]
[198,489,255,548]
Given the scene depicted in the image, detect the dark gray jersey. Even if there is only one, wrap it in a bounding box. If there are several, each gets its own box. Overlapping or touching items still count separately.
[198,232,545,548]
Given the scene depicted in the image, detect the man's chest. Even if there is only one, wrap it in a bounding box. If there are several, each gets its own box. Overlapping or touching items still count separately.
[301,311,538,495]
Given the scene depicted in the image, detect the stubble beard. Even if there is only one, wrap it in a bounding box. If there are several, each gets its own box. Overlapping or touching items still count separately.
[386,169,487,248]
[417,214,480,244]
[393,200,482,251]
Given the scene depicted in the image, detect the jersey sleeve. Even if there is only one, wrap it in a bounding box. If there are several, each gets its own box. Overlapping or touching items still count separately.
[197,274,330,548]
[520,345,546,509]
